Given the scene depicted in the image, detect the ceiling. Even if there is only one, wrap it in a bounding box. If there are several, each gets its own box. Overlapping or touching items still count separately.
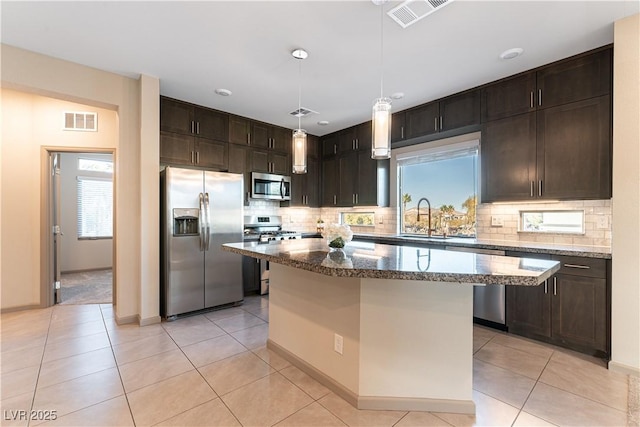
[2,1,637,137]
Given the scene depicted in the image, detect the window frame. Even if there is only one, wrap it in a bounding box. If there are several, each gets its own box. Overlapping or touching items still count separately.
[76,175,114,240]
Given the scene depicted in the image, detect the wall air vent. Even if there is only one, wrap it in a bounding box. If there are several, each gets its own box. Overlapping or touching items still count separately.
[64,112,98,131]
[289,107,318,118]
[387,0,454,29]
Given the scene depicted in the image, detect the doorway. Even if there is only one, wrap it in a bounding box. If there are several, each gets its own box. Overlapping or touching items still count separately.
[50,151,114,305]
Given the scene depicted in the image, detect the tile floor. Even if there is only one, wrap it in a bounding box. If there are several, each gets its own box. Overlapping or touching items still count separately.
[0,296,635,426]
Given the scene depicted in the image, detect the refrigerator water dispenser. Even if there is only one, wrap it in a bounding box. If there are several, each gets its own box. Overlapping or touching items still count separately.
[173,208,199,236]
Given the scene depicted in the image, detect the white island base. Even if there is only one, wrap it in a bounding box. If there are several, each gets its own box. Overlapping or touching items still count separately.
[267,264,476,414]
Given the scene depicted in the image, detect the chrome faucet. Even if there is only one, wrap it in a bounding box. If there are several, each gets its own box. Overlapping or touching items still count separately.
[416,197,435,237]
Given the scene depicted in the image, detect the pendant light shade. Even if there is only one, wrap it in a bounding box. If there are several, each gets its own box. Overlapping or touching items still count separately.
[372,97,392,159]
[292,48,308,174]
[371,0,392,160]
[292,129,308,174]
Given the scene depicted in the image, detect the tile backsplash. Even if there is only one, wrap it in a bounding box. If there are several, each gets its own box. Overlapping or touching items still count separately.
[245,199,611,248]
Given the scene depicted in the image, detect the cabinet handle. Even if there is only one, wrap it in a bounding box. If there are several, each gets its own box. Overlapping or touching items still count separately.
[247,133,251,145]
[191,121,195,134]
[334,145,337,155]
[196,151,200,164]
[530,91,534,109]
[352,194,355,204]
[434,117,438,131]
[544,280,548,294]
[538,180,542,197]
[563,264,590,269]
[191,151,195,164]
[401,126,404,139]
[355,193,359,204]
[196,122,200,135]
[538,89,542,107]
[356,139,359,150]
[440,116,443,130]
[333,195,337,205]
[530,181,534,197]
[553,276,557,296]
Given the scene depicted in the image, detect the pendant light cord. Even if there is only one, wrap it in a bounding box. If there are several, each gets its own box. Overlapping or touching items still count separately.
[380,2,384,99]
[298,58,302,130]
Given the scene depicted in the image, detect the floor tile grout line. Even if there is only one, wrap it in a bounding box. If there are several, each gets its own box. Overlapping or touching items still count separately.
[512,350,559,427]
[25,306,54,427]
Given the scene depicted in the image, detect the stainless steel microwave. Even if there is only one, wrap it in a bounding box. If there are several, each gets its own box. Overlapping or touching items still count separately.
[251,172,291,201]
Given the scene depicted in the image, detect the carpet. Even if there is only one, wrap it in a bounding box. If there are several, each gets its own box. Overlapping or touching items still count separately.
[60,269,112,305]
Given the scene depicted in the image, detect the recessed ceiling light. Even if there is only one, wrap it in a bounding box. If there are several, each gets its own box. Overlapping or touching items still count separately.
[499,48,524,60]
[390,92,404,100]
[291,49,308,60]
[318,120,329,126]
[215,88,232,96]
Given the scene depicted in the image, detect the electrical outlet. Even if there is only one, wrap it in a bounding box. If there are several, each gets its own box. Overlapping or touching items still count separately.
[378,215,384,224]
[491,216,504,227]
[334,333,343,355]
[596,216,609,229]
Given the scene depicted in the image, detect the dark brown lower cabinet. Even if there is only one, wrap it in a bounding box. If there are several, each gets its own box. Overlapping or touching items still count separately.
[290,158,319,207]
[506,252,609,358]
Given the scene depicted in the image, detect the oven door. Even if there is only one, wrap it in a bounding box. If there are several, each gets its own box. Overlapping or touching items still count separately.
[251,172,291,201]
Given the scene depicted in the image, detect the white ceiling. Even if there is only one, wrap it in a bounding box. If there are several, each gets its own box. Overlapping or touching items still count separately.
[2,1,638,136]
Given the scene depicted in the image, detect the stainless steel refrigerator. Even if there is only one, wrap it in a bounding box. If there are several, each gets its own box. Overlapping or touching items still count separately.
[160,167,244,319]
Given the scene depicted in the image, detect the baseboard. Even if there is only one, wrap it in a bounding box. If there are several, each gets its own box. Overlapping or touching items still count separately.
[0,304,44,314]
[609,360,640,377]
[267,339,359,408]
[138,314,161,326]
[267,339,475,414]
[115,313,138,325]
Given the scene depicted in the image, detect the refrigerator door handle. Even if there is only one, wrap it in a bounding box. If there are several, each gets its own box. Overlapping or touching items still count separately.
[199,193,205,251]
[204,192,211,251]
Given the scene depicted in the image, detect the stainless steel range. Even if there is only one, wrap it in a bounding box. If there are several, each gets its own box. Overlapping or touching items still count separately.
[243,215,301,243]
[242,215,301,295]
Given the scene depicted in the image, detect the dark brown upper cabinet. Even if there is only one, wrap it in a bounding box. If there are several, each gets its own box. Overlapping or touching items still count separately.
[405,90,480,140]
[160,97,228,141]
[391,111,406,143]
[482,47,611,123]
[160,132,228,170]
[229,115,291,154]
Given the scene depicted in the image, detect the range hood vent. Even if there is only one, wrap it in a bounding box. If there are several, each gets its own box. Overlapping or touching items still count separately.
[289,107,318,118]
[387,0,454,29]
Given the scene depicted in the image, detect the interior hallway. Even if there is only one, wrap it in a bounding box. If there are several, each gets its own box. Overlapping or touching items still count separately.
[0,296,637,426]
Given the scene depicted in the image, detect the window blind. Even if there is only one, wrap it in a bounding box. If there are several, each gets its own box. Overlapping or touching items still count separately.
[77,176,113,239]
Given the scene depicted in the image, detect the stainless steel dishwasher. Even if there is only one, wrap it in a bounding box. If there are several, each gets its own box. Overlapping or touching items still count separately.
[445,246,507,329]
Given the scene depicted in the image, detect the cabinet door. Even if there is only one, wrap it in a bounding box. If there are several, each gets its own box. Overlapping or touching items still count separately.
[228,144,251,203]
[356,151,378,206]
[306,158,320,207]
[251,122,270,149]
[551,274,607,352]
[440,90,480,131]
[322,134,339,158]
[194,108,228,141]
[537,96,611,200]
[336,128,356,154]
[481,113,537,202]
[338,153,358,206]
[290,172,306,206]
[270,126,292,153]
[229,116,250,145]
[406,102,439,139]
[307,135,320,160]
[537,48,612,109]
[321,157,338,206]
[250,149,269,173]
[270,152,290,175]
[391,111,406,143]
[195,138,228,170]
[355,121,372,152]
[160,98,193,135]
[481,73,536,122]
[160,132,194,166]
[506,284,552,339]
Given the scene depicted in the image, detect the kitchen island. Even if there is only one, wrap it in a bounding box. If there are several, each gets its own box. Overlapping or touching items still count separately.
[223,239,560,414]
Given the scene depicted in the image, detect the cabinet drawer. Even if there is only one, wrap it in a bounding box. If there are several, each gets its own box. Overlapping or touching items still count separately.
[554,256,606,278]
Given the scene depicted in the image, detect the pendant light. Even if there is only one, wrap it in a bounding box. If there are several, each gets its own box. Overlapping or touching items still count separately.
[292,48,308,174]
[371,0,392,160]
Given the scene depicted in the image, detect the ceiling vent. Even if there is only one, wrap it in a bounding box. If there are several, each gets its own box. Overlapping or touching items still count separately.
[289,107,318,118]
[387,0,454,29]
[64,112,97,131]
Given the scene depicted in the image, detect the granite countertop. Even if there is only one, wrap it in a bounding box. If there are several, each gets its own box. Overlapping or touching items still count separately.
[222,239,560,286]
[350,233,612,259]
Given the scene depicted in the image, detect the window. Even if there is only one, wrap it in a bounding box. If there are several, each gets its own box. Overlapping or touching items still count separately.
[77,177,113,239]
[78,158,113,173]
[397,139,478,237]
[520,210,584,234]
[340,212,375,227]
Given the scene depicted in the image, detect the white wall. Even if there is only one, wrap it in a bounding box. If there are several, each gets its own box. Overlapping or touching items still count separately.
[1,45,160,325]
[611,13,640,375]
[59,152,114,273]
